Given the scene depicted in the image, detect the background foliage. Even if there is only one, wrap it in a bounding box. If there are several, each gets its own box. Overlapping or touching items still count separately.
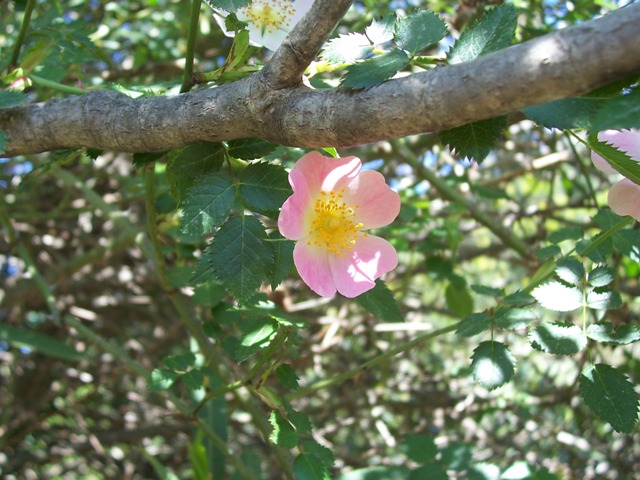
[1,0,639,479]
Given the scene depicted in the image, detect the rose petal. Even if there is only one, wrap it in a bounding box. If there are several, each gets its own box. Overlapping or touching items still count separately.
[328,234,398,298]
[608,178,640,221]
[278,194,309,240]
[344,170,401,229]
[290,152,361,195]
[293,242,337,297]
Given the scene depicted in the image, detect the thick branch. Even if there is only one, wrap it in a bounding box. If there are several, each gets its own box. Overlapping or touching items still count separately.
[1,4,639,157]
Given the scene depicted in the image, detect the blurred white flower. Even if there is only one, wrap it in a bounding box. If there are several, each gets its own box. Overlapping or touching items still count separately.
[215,0,314,52]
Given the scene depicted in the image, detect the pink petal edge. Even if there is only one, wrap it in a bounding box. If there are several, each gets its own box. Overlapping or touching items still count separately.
[608,179,640,222]
[293,242,337,297]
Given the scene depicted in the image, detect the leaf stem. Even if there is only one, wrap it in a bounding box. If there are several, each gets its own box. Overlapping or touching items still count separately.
[29,74,86,95]
[8,0,36,69]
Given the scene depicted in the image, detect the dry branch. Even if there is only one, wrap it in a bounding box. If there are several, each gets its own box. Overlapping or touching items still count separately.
[1,2,639,157]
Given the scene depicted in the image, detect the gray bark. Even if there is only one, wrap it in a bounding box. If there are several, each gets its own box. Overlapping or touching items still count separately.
[1,1,639,157]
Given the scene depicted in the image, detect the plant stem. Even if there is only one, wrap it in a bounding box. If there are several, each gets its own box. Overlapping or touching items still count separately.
[30,74,86,95]
[180,0,202,93]
[9,0,36,68]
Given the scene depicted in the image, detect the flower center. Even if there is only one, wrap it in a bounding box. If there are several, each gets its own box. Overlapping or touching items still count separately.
[307,189,365,256]
[239,0,296,35]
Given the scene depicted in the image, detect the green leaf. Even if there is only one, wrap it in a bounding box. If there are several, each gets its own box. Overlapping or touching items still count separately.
[402,433,438,464]
[408,464,448,480]
[227,138,278,160]
[471,341,515,390]
[202,0,250,10]
[132,151,166,168]
[240,318,277,347]
[163,352,196,371]
[286,408,313,434]
[591,89,640,131]
[183,368,206,391]
[456,312,492,337]
[150,368,179,391]
[394,10,447,55]
[275,364,300,390]
[340,49,410,89]
[548,227,584,244]
[522,97,607,130]
[440,116,506,162]
[503,291,535,307]
[0,129,6,154]
[356,280,403,322]
[269,411,298,448]
[0,90,28,109]
[293,454,331,480]
[531,281,582,312]
[445,278,474,318]
[0,324,85,362]
[447,4,518,64]
[588,136,640,187]
[300,439,335,467]
[494,308,537,330]
[586,323,640,345]
[468,463,501,480]
[586,288,622,310]
[365,14,396,45]
[587,265,614,287]
[238,162,291,214]
[321,33,372,64]
[529,322,586,355]
[555,257,585,285]
[440,442,472,471]
[268,231,295,290]
[470,284,502,297]
[167,142,226,201]
[337,466,410,480]
[580,364,639,433]
[180,172,236,238]
[205,216,273,302]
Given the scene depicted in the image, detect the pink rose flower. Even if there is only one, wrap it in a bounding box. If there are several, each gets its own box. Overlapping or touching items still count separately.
[278,152,401,298]
[591,129,640,221]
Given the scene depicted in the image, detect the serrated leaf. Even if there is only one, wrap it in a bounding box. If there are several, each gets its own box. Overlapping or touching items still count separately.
[503,291,535,306]
[132,151,166,168]
[580,364,639,433]
[150,368,179,391]
[205,216,273,302]
[321,33,372,64]
[536,244,561,260]
[555,257,585,285]
[365,14,396,45]
[548,227,584,244]
[300,439,335,467]
[356,280,403,322]
[293,453,331,480]
[238,162,291,214]
[286,408,312,434]
[340,49,410,89]
[268,231,295,290]
[588,136,640,187]
[471,341,515,390]
[394,10,447,55]
[586,323,640,345]
[182,368,205,390]
[0,90,28,109]
[180,172,236,238]
[494,308,537,330]
[456,312,492,337]
[240,318,277,347]
[163,352,196,371]
[471,284,502,297]
[591,89,640,131]
[445,276,474,318]
[275,364,299,390]
[203,0,250,10]
[531,281,582,312]
[522,97,607,130]
[586,288,622,310]
[612,229,640,261]
[402,434,438,464]
[529,322,586,355]
[167,142,226,201]
[447,4,518,64]
[227,138,278,160]
[440,116,506,162]
[269,411,298,448]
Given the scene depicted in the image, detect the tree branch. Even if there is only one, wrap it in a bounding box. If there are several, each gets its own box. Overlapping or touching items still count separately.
[1,3,639,157]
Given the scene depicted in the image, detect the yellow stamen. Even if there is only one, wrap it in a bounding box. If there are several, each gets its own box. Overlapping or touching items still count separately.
[240,0,296,35]
[307,189,363,257]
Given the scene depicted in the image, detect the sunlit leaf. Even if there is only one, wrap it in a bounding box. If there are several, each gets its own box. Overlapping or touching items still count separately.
[494,308,537,330]
[365,14,396,45]
[591,89,640,131]
[522,97,606,130]
[586,288,622,310]
[180,172,236,238]
[440,116,506,162]
[555,257,584,285]
[456,312,492,337]
[394,10,447,55]
[587,136,640,187]
[471,341,515,390]
[321,33,372,64]
[203,0,250,11]
[357,280,403,322]
[447,4,518,64]
[531,281,582,312]
[150,368,179,391]
[580,364,639,433]
[587,323,640,345]
[293,453,331,480]
[529,322,586,355]
[269,411,298,448]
